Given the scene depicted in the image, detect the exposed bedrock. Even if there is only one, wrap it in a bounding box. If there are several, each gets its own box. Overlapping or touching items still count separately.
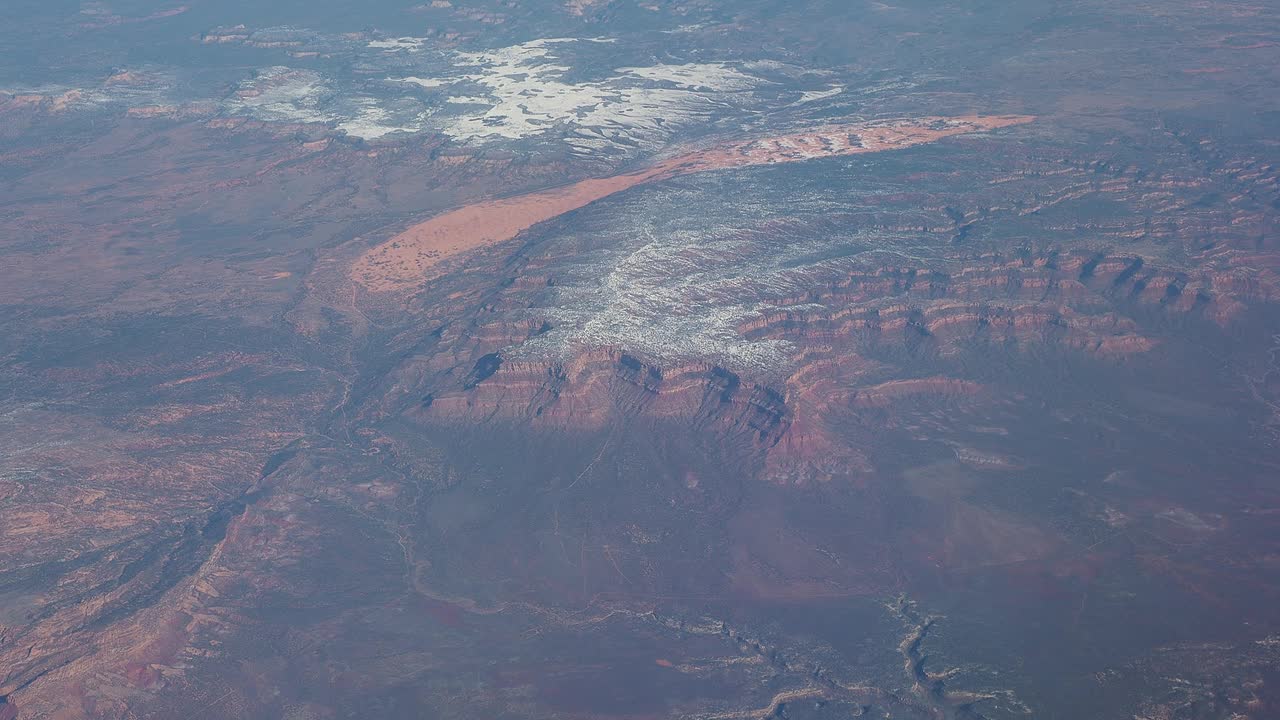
[360,231,1280,491]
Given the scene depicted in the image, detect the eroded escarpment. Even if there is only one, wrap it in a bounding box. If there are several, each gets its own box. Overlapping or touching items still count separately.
[372,232,1267,487]
[351,104,1280,476]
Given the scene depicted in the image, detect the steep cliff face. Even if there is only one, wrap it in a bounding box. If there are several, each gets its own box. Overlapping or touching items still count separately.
[414,348,789,452]
[346,108,1280,489]
[377,234,1267,486]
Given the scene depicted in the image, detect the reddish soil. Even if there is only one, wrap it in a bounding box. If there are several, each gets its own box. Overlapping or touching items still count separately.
[351,115,1034,293]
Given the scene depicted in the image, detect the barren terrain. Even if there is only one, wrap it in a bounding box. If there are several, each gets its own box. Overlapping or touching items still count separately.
[2,0,1280,718]
[352,115,1033,292]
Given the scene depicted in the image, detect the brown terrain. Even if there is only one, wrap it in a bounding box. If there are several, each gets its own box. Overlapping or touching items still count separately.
[3,0,1280,717]
[4,101,1280,718]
